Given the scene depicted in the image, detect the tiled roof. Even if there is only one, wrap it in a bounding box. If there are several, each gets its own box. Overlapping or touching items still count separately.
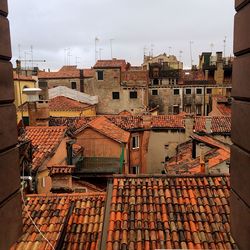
[122,70,149,83]
[94,59,127,71]
[49,96,93,111]
[195,116,231,134]
[11,193,105,250]
[23,126,67,171]
[108,175,236,249]
[13,72,36,81]
[76,116,130,143]
[151,115,185,129]
[83,68,94,78]
[38,66,80,79]
[217,104,231,116]
[107,115,144,130]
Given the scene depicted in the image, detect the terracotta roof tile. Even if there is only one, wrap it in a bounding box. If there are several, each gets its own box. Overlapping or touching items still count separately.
[152,115,185,129]
[94,59,127,71]
[38,66,80,79]
[23,126,67,171]
[75,116,130,143]
[108,175,236,249]
[195,116,231,134]
[13,72,36,81]
[11,193,105,250]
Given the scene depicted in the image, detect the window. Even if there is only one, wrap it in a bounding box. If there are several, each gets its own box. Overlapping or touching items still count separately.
[130,91,137,99]
[173,89,180,95]
[39,81,48,88]
[185,88,192,95]
[97,71,104,80]
[71,82,77,89]
[112,92,120,99]
[196,88,202,95]
[173,105,180,114]
[196,104,202,116]
[132,134,139,149]
[206,88,212,94]
[153,79,159,85]
[132,165,140,174]
[185,105,192,113]
[152,89,158,95]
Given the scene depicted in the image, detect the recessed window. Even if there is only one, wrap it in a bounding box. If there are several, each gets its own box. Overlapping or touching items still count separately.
[185,88,192,95]
[206,88,212,94]
[196,104,202,116]
[71,82,77,89]
[196,88,202,95]
[130,91,137,99]
[173,89,180,95]
[112,92,120,99]
[173,105,180,114]
[97,71,104,80]
[152,89,158,96]
[132,165,140,174]
[132,134,139,149]
[153,79,159,85]
[185,105,192,113]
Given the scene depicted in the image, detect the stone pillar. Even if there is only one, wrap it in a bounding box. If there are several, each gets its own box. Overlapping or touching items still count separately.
[230,1,250,249]
[0,1,22,249]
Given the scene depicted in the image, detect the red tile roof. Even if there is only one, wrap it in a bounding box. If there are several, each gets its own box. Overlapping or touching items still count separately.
[11,193,105,250]
[13,72,36,81]
[49,96,93,111]
[195,116,231,134]
[94,59,127,71]
[23,126,67,171]
[75,116,130,143]
[151,115,185,129]
[38,66,80,79]
[83,68,94,78]
[217,103,231,116]
[108,175,236,249]
[122,70,149,83]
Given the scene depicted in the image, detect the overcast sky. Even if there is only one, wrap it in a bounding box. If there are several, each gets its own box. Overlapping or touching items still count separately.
[8,0,235,70]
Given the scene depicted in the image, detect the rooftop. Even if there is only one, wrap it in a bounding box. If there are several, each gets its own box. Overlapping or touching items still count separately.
[12,175,236,250]
[22,126,67,171]
[38,66,80,79]
[93,59,127,72]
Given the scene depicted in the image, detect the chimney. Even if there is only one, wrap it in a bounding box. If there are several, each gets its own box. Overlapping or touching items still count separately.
[205,117,212,134]
[184,114,195,139]
[142,115,152,129]
[48,165,75,193]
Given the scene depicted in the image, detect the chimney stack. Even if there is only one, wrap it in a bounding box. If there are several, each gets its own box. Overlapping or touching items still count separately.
[205,117,212,134]
[48,165,75,193]
[142,115,152,129]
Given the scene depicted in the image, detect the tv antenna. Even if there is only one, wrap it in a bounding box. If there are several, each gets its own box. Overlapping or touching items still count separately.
[223,36,227,56]
[110,38,114,59]
[189,41,194,68]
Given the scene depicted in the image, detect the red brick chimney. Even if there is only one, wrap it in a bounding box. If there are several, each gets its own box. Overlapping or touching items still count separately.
[48,165,75,193]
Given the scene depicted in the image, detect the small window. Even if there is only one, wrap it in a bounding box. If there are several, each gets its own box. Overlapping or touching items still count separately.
[153,79,159,85]
[112,92,120,99]
[173,105,179,114]
[196,88,202,95]
[130,91,137,99]
[185,105,192,113]
[196,104,202,116]
[132,165,140,174]
[97,71,104,80]
[152,89,158,96]
[206,88,212,94]
[132,134,139,149]
[173,89,180,95]
[71,82,77,89]
[185,88,192,95]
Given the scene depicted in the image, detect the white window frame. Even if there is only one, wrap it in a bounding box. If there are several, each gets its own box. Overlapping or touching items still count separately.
[152,89,158,96]
[132,165,140,174]
[196,88,203,95]
[132,134,139,149]
[173,88,180,95]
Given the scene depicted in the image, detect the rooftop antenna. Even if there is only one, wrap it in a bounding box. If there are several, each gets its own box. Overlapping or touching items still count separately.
[168,46,172,55]
[179,50,183,61]
[75,56,80,66]
[150,44,154,58]
[223,36,227,57]
[110,38,114,59]
[210,43,214,54]
[189,41,194,68]
[30,45,33,68]
[18,44,21,60]
[64,48,68,65]
[67,48,72,65]
[95,37,99,62]
[99,48,103,60]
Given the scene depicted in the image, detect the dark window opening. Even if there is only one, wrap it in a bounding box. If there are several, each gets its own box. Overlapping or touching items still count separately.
[152,89,158,95]
[196,88,202,95]
[206,88,212,94]
[97,71,104,80]
[173,105,180,114]
[71,82,77,89]
[173,89,180,95]
[112,92,120,99]
[185,88,192,95]
[153,79,159,85]
[130,91,137,99]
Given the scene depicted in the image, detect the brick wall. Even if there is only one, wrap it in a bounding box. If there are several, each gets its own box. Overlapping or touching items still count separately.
[0,0,22,249]
[230,1,250,249]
